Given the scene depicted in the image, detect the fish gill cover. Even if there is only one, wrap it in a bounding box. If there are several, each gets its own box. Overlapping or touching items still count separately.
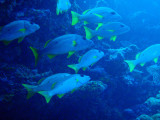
[0,0,160,120]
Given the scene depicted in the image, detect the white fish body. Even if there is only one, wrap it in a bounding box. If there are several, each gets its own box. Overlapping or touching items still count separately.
[84,22,130,41]
[125,44,160,72]
[22,73,71,99]
[0,20,40,43]
[68,49,104,73]
[38,74,90,103]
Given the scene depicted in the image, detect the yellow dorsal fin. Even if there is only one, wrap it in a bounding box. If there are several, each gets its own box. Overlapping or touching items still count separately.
[57,94,65,98]
[47,54,56,59]
[154,57,158,63]
[37,78,46,84]
[72,40,77,46]
[98,36,104,40]
[136,53,141,59]
[110,36,117,41]
[19,28,26,33]
[93,13,103,19]
[51,82,56,89]
[44,40,51,48]
[83,9,91,14]
[67,51,75,58]
[96,23,103,31]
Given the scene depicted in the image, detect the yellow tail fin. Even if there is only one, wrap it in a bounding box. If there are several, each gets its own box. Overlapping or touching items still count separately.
[68,64,79,73]
[30,46,39,66]
[84,26,94,39]
[71,11,80,25]
[124,60,136,72]
[22,84,36,99]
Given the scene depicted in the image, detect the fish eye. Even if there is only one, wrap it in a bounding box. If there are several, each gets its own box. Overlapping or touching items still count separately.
[81,75,84,77]
[110,12,116,15]
[82,36,86,40]
[120,24,124,27]
[30,21,34,24]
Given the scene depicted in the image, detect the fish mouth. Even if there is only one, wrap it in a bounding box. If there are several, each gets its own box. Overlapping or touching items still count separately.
[33,24,40,30]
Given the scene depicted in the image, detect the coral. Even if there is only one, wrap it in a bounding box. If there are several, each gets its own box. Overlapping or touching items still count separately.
[136,114,153,120]
[151,113,160,120]
[80,81,107,93]
[145,97,160,107]
[101,44,139,76]
[147,65,160,85]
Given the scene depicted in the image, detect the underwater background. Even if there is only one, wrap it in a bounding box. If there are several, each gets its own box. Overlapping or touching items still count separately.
[1,0,160,120]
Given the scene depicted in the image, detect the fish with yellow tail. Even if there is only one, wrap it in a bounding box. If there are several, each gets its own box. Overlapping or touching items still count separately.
[30,34,93,66]
[71,7,121,26]
[0,20,40,45]
[68,49,104,73]
[22,73,71,99]
[38,74,90,103]
[125,44,160,72]
[56,0,71,15]
[84,22,130,41]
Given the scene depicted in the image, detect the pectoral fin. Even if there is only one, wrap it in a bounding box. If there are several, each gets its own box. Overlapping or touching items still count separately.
[93,14,103,19]
[19,28,26,33]
[51,82,56,89]
[72,40,77,46]
[83,9,91,14]
[136,52,141,59]
[110,36,117,41]
[154,57,158,63]
[96,23,103,31]
[84,21,89,25]
[78,56,82,63]
[107,30,115,32]
[98,36,104,40]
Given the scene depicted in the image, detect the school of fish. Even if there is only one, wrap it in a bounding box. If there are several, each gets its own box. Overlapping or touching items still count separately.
[1,0,156,103]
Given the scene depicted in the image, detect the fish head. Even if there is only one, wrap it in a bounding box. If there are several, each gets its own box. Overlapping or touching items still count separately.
[117,23,130,34]
[106,9,122,21]
[76,74,91,84]
[81,35,94,46]
[24,21,40,34]
[109,22,130,34]
[74,35,94,50]
[97,50,105,58]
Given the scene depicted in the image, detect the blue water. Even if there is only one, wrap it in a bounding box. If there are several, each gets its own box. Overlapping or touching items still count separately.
[1,0,160,120]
